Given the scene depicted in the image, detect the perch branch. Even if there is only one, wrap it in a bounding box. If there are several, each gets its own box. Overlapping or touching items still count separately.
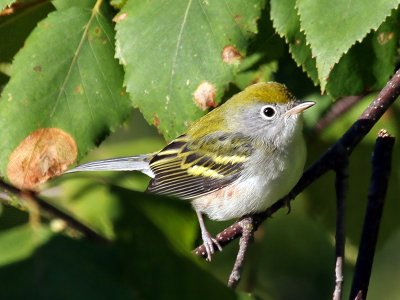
[227,216,255,289]
[0,179,109,244]
[194,68,400,258]
[333,162,348,300]
[349,130,394,300]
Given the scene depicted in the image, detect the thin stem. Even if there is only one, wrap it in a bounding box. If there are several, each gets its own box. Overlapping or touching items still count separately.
[333,257,344,300]
[333,163,348,300]
[349,130,395,300]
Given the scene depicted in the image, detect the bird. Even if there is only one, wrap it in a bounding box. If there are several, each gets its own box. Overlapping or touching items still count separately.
[65,82,314,261]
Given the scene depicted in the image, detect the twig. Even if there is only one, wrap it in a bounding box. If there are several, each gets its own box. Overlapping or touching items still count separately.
[0,179,110,244]
[227,216,255,289]
[333,162,348,300]
[334,257,344,300]
[314,95,364,133]
[349,129,394,300]
[194,221,243,257]
[354,291,363,300]
[194,68,400,258]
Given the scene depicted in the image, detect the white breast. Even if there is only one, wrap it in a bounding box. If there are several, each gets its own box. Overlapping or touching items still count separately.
[192,124,306,221]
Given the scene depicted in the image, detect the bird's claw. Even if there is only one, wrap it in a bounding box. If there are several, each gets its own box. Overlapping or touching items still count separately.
[202,231,222,261]
[284,198,292,214]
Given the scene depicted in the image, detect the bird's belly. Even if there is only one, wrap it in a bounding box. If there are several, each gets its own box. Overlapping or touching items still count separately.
[192,143,306,221]
[192,177,270,220]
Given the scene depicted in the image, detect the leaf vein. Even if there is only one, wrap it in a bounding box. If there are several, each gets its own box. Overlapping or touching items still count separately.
[167,0,193,106]
[50,3,103,118]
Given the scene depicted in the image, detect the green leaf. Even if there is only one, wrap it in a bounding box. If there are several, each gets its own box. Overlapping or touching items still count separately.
[369,228,400,298]
[113,187,236,299]
[110,186,198,253]
[115,0,265,139]
[234,56,277,90]
[297,0,400,91]
[0,3,130,189]
[110,0,126,10]
[269,0,318,85]
[0,0,15,11]
[0,234,133,299]
[270,0,318,85]
[326,10,400,98]
[59,178,122,239]
[0,1,54,64]
[0,187,235,299]
[0,225,52,266]
[251,213,334,299]
[52,0,96,10]
[208,207,335,299]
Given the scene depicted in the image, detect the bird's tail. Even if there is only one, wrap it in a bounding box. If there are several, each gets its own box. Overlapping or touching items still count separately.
[64,154,154,177]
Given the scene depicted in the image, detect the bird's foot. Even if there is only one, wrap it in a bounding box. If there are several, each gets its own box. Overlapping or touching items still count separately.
[201,231,222,261]
[284,198,292,214]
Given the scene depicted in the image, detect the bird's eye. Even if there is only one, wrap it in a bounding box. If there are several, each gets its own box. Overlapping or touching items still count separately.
[260,105,276,119]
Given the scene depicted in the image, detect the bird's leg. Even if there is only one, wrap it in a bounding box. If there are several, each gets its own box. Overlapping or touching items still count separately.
[196,210,222,261]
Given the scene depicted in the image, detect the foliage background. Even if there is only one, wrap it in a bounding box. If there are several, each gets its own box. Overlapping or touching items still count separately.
[0,0,400,299]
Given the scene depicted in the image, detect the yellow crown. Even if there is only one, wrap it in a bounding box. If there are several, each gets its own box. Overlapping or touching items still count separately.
[241,82,295,104]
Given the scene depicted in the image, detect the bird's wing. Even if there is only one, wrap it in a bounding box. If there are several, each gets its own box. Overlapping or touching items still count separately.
[147,133,253,199]
[64,154,155,177]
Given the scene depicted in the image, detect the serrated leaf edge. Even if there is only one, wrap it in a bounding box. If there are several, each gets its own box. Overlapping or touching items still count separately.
[297,1,400,91]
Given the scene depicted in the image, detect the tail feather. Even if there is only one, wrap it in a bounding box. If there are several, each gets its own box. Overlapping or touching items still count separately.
[65,154,154,177]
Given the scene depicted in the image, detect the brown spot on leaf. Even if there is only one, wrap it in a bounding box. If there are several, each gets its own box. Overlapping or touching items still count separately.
[113,12,127,23]
[234,15,241,21]
[221,45,242,64]
[153,114,160,127]
[33,65,42,72]
[193,81,217,111]
[74,85,83,94]
[7,128,77,190]
[94,27,101,35]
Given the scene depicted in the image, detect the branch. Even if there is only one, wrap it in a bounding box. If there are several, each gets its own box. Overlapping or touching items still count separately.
[314,95,364,133]
[349,130,395,300]
[0,179,110,244]
[194,68,400,258]
[314,95,365,133]
[227,216,255,289]
[333,162,348,300]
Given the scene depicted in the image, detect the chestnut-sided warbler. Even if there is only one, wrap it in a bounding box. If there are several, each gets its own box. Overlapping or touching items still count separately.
[66,82,314,260]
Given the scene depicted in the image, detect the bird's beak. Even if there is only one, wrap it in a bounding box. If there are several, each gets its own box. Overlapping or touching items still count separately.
[284,101,315,116]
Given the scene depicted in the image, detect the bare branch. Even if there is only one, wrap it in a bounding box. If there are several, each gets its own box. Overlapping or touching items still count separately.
[349,129,395,300]
[315,95,364,133]
[227,217,255,289]
[333,163,348,300]
[0,179,110,244]
[333,257,344,300]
